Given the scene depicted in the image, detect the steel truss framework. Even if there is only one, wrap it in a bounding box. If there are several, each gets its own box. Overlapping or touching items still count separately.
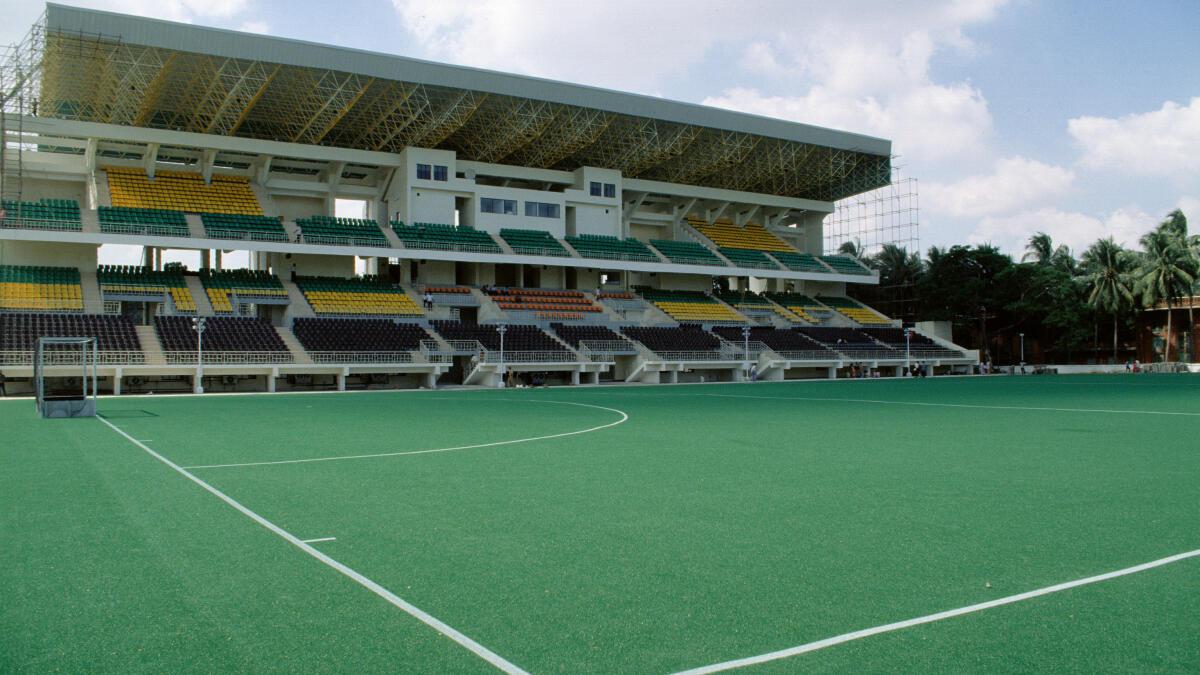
[824,165,920,257]
[4,20,890,201]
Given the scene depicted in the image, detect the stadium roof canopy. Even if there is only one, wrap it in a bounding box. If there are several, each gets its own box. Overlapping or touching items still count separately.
[11,3,891,201]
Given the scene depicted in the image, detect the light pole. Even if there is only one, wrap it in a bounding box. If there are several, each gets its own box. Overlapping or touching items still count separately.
[496,323,507,384]
[192,317,207,394]
[741,325,751,379]
[1019,332,1025,369]
[904,327,911,374]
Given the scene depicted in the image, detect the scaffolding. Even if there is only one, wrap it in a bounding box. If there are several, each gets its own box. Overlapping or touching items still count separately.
[823,163,920,257]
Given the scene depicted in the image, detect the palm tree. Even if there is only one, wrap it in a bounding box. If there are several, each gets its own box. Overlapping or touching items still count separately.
[1082,237,1135,362]
[1023,232,1055,264]
[1154,209,1198,358]
[1135,230,1195,361]
[838,239,864,260]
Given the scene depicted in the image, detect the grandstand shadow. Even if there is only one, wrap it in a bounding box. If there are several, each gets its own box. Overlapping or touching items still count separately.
[98,410,159,419]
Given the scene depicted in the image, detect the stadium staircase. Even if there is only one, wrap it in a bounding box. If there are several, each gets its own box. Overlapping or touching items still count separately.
[184,214,206,239]
[281,279,315,318]
[280,219,302,242]
[184,275,216,315]
[274,326,314,364]
[79,209,101,233]
[134,325,166,365]
[78,271,105,314]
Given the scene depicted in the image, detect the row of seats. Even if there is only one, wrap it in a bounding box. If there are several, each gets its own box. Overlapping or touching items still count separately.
[819,255,872,276]
[295,216,389,247]
[392,222,503,253]
[0,313,139,351]
[621,325,721,353]
[636,288,744,323]
[550,323,633,349]
[199,269,287,314]
[107,167,263,216]
[499,228,570,257]
[0,199,82,230]
[565,234,659,262]
[296,276,422,316]
[711,326,833,354]
[771,251,830,273]
[293,318,432,353]
[98,206,190,237]
[649,239,726,266]
[815,295,891,325]
[689,218,794,253]
[796,326,895,354]
[200,213,288,242]
[763,292,830,324]
[718,247,779,269]
[97,265,196,312]
[713,289,800,323]
[484,287,602,314]
[431,321,571,355]
[154,315,286,352]
[0,265,83,312]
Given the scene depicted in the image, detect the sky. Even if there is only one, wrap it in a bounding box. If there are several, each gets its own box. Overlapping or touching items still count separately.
[4,0,1199,262]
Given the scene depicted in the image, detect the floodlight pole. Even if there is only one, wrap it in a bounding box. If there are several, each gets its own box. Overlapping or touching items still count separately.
[497,323,507,380]
[742,325,751,375]
[1019,332,1025,369]
[905,327,911,373]
[192,317,207,394]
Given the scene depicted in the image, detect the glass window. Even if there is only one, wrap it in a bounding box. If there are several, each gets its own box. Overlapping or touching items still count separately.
[416,163,431,180]
[590,181,602,197]
[433,165,448,181]
[482,198,517,215]
[525,202,560,218]
[603,183,616,198]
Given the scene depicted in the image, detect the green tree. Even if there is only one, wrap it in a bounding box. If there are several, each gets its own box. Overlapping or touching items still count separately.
[1081,237,1135,362]
[837,239,864,260]
[1135,229,1195,361]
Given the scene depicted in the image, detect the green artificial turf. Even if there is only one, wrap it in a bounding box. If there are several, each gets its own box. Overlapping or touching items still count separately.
[2,374,1198,673]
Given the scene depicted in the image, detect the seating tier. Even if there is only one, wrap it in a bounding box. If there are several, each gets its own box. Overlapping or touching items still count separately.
[0,265,83,312]
[770,251,830,273]
[565,234,658,262]
[649,239,726,266]
[621,325,721,353]
[636,288,743,323]
[0,313,139,351]
[155,315,286,352]
[293,318,431,352]
[98,206,190,237]
[431,321,570,355]
[200,269,287,314]
[97,265,195,312]
[107,167,263,215]
[815,296,892,326]
[0,199,82,231]
[718,247,780,270]
[819,255,872,275]
[484,287,601,320]
[392,222,503,254]
[550,323,632,349]
[499,228,570,257]
[296,276,421,316]
[201,213,287,242]
[295,216,389,247]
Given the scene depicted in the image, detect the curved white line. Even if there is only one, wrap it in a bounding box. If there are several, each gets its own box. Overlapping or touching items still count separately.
[185,399,629,470]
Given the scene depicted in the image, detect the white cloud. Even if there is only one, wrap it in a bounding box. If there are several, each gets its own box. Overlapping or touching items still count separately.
[2,0,252,45]
[967,206,1157,254]
[1069,97,1200,176]
[923,157,1075,218]
[390,0,1008,160]
[1178,196,1200,231]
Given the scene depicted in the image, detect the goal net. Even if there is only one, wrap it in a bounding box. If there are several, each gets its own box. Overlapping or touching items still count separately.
[34,337,98,418]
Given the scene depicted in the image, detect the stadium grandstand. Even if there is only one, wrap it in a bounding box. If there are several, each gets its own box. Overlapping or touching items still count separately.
[0,4,972,396]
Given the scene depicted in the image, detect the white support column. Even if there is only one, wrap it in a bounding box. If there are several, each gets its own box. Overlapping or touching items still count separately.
[827,366,838,379]
[666,369,679,384]
[337,370,348,391]
[144,143,160,179]
[267,369,277,393]
[113,368,122,395]
[589,371,600,385]
[200,149,217,184]
[424,371,438,389]
[570,370,580,385]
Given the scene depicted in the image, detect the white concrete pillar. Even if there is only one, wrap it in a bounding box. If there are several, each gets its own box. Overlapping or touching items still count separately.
[589,371,601,385]
[215,250,223,271]
[424,372,438,389]
[267,372,276,393]
[113,369,122,395]
[337,373,347,391]
[827,366,838,379]
[666,369,678,384]
[570,370,580,385]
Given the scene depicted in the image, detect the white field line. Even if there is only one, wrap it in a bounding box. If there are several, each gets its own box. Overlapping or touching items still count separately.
[302,537,336,544]
[673,547,1200,674]
[98,416,529,675]
[183,400,629,470]
[701,393,1200,416]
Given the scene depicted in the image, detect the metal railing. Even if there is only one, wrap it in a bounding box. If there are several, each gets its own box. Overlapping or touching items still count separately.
[646,350,731,362]
[99,223,191,238]
[400,240,503,255]
[0,216,83,232]
[162,351,293,364]
[481,350,579,364]
[0,350,145,365]
[203,228,289,243]
[507,245,571,257]
[660,256,727,267]
[573,250,660,263]
[770,350,840,361]
[306,351,417,364]
[301,234,390,248]
[578,340,637,354]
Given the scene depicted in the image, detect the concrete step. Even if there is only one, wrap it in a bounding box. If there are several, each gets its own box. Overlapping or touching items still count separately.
[184,214,206,239]
[275,326,313,364]
[183,275,215,315]
[135,325,166,365]
[281,279,314,318]
[78,271,106,314]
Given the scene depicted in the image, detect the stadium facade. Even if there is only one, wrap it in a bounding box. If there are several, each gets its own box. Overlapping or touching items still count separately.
[0,4,974,395]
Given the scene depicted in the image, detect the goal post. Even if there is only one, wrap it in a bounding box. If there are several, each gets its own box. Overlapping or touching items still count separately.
[34,337,98,418]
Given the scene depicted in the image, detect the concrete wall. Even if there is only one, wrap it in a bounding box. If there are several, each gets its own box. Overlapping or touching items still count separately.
[269,252,355,278]
[414,259,455,285]
[15,177,88,204]
[0,240,98,268]
[273,195,326,222]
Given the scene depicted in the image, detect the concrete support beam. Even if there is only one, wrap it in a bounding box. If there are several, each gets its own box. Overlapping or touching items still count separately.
[827,366,838,380]
[589,371,600,385]
[268,370,277,392]
[570,371,580,385]
[666,370,679,384]
[337,372,347,391]
[424,372,438,389]
[113,368,122,395]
